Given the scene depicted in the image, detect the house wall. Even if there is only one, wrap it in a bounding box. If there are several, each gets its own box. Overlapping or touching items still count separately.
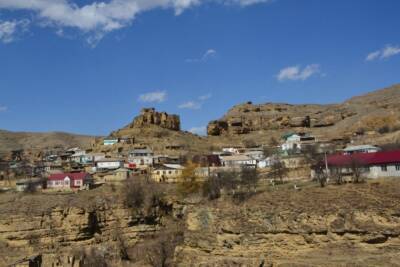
[152,169,182,183]
[47,177,70,189]
[366,164,400,179]
[129,157,153,166]
[221,159,257,167]
[103,140,118,146]
[97,161,123,169]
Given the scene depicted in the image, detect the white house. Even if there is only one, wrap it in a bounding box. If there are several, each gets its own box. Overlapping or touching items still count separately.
[281,133,316,151]
[47,172,93,190]
[244,149,265,161]
[103,138,119,146]
[219,155,257,168]
[326,150,400,179]
[96,158,124,170]
[83,153,106,163]
[222,147,245,155]
[129,148,154,166]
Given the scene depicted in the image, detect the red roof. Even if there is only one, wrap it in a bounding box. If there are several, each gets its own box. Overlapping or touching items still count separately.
[48,172,90,181]
[327,150,400,167]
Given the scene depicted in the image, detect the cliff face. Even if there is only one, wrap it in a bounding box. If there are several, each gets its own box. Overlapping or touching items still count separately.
[207,84,400,139]
[175,180,400,266]
[0,187,175,266]
[1,180,400,266]
[129,108,181,131]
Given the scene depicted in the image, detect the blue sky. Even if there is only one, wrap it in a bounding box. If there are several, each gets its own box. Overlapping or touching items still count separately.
[0,0,400,136]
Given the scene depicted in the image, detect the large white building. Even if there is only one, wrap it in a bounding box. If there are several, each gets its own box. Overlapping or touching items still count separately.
[326,150,400,179]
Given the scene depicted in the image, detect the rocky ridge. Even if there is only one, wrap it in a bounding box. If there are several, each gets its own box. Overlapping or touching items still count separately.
[207,84,400,141]
[128,108,181,131]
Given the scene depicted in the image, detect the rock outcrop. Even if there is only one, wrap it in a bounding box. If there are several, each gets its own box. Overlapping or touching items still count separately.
[207,84,400,138]
[175,180,400,266]
[129,108,180,131]
[1,179,400,266]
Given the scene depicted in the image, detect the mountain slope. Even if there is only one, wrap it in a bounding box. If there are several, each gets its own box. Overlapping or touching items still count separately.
[207,84,400,145]
[0,130,95,152]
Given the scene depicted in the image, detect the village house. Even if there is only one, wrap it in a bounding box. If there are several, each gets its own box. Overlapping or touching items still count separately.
[103,168,131,182]
[43,162,64,174]
[342,145,381,155]
[47,172,93,190]
[128,148,154,166]
[281,133,316,152]
[222,147,245,155]
[326,150,400,179]
[152,164,184,183]
[83,153,106,163]
[244,148,265,161]
[153,155,182,165]
[219,155,257,168]
[96,158,124,170]
[103,137,119,146]
[192,155,221,167]
[69,148,87,164]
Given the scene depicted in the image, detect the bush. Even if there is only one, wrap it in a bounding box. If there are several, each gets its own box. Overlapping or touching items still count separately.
[202,168,259,201]
[202,176,221,200]
[131,226,184,267]
[124,179,145,209]
[123,178,168,216]
[378,125,390,134]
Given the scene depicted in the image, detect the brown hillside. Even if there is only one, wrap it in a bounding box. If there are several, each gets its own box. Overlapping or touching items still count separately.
[207,84,400,145]
[0,130,95,152]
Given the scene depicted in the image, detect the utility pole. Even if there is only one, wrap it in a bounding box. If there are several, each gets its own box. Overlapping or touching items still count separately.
[324,151,329,181]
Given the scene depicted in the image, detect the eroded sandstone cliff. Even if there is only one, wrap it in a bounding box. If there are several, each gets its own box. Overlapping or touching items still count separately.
[207,84,400,140]
[1,179,400,266]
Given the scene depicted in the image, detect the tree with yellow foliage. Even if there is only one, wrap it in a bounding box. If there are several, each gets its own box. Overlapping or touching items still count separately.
[176,161,201,196]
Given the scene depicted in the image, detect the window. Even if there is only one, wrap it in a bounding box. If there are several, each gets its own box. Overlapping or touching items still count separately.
[396,164,400,171]
[381,165,387,172]
[168,171,172,174]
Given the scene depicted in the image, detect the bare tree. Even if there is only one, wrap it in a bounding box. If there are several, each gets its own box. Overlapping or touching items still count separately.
[330,167,344,185]
[350,157,365,183]
[268,160,288,184]
[240,167,259,192]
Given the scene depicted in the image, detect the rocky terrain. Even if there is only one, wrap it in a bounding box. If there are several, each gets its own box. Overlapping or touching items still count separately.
[208,84,400,144]
[1,84,400,154]
[0,130,95,152]
[0,179,399,266]
[94,108,211,156]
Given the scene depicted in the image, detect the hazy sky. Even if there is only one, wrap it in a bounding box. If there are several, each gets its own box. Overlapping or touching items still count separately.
[1,0,400,136]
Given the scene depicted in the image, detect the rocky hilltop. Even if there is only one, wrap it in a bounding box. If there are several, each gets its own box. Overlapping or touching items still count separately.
[208,84,400,142]
[99,108,210,156]
[128,108,181,131]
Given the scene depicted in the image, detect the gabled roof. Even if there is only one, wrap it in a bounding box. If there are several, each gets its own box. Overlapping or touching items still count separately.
[327,150,400,167]
[48,172,90,181]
